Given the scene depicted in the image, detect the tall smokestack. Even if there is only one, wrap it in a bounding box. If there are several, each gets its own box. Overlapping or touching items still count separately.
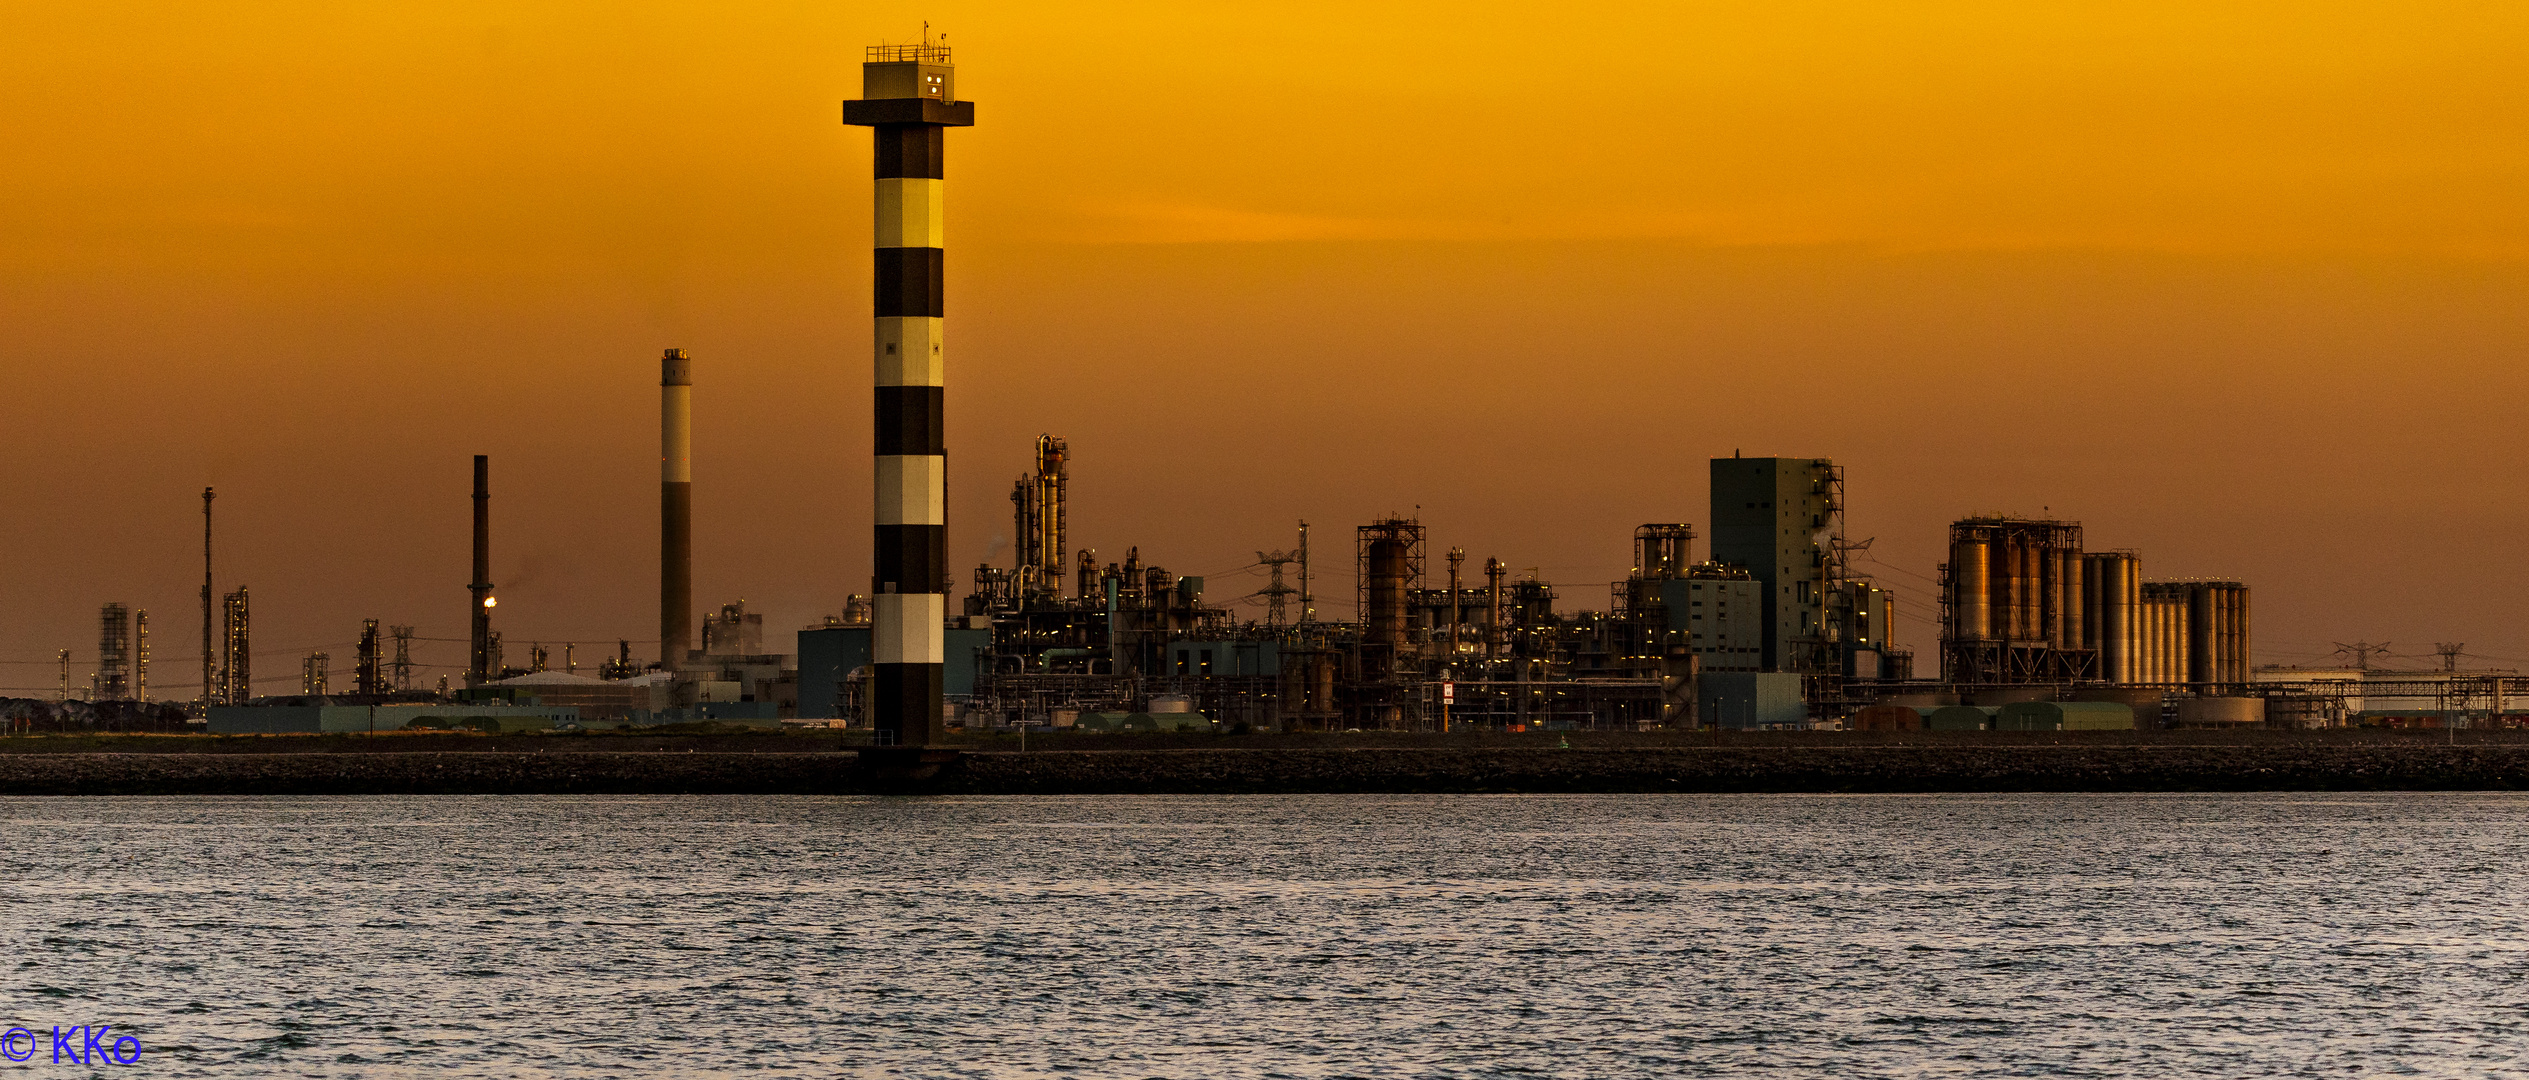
[846,37,972,749]
[469,454,493,685]
[200,487,215,712]
[661,349,693,667]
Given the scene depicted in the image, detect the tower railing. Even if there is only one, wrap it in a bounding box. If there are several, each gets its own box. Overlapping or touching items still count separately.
[866,44,950,63]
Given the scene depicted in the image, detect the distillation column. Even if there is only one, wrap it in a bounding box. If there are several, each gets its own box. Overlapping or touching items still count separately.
[661,349,694,665]
[845,43,974,748]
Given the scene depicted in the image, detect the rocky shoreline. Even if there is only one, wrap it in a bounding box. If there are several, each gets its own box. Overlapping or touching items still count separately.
[2,744,2524,796]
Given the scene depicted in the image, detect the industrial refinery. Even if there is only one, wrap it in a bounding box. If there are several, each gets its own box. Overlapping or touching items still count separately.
[11,40,2519,739]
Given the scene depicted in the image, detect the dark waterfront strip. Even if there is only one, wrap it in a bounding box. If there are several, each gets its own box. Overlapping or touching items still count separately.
[2,746,2524,796]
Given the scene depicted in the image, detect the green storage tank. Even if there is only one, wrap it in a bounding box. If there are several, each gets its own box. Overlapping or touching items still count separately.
[1926,705,1995,730]
[1996,701,2135,731]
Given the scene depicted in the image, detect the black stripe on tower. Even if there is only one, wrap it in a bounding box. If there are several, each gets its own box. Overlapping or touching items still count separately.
[873,124,945,179]
[869,663,946,745]
[873,525,947,596]
[874,386,945,455]
[873,248,944,318]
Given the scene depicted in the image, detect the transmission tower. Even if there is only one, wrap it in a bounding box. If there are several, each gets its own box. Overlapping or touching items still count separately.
[2435,643,2465,673]
[2332,641,2393,670]
[1254,549,1303,628]
[389,625,415,691]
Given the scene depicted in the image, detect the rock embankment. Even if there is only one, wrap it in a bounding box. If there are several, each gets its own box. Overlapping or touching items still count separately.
[2,745,2524,796]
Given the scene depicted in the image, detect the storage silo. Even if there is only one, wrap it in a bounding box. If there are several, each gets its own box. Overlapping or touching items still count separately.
[2015,538,2039,644]
[2058,548,2084,652]
[2235,585,2253,683]
[1950,535,1990,641]
[2187,584,2216,684]
[2085,554,2130,682]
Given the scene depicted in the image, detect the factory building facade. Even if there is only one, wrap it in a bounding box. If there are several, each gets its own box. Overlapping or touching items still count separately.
[1709,457,1840,675]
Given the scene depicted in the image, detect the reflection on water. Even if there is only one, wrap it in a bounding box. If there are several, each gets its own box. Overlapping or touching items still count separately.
[3,793,2525,1077]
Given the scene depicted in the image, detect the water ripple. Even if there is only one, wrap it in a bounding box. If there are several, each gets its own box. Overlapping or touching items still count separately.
[0,793,2524,1076]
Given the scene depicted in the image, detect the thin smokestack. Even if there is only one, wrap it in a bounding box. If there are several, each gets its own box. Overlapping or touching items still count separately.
[200,487,215,711]
[661,349,693,666]
[469,454,493,685]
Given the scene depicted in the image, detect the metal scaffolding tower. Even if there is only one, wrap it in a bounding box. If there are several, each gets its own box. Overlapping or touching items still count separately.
[134,609,149,703]
[221,586,251,704]
[389,625,416,691]
[96,603,133,701]
[356,619,384,695]
[1254,548,1302,628]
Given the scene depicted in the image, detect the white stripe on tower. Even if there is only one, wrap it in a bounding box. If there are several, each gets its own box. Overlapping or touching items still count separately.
[875,178,945,249]
[875,318,945,388]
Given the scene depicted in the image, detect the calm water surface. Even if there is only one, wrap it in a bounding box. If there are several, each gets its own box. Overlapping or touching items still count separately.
[2,793,2524,1077]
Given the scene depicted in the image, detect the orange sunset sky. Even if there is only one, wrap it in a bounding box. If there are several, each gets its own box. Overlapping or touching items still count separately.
[5,1,2527,692]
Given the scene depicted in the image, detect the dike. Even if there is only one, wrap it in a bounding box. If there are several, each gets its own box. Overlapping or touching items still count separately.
[2,744,2526,796]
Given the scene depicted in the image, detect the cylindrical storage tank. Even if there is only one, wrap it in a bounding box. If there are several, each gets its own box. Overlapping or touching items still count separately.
[2232,585,2250,683]
[2216,587,2237,683]
[1366,538,1410,648]
[2155,597,2172,683]
[2088,555,2118,682]
[2038,543,2062,648]
[1989,536,2014,642]
[2174,601,2192,688]
[2237,586,2253,685]
[1991,537,2014,642]
[2177,697,2266,726]
[1982,533,2002,637]
[2156,599,2176,684]
[2115,565,2134,683]
[1951,538,1990,641]
[2124,571,2144,682]
[2017,539,2040,643]
[2188,585,2215,685]
[2140,599,2158,683]
[2060,549,2085,653]
[2081,555,2104,656]
[2151,600,2165,683]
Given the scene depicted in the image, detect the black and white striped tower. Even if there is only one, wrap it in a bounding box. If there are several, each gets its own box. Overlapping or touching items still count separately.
[845,40,972,748]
